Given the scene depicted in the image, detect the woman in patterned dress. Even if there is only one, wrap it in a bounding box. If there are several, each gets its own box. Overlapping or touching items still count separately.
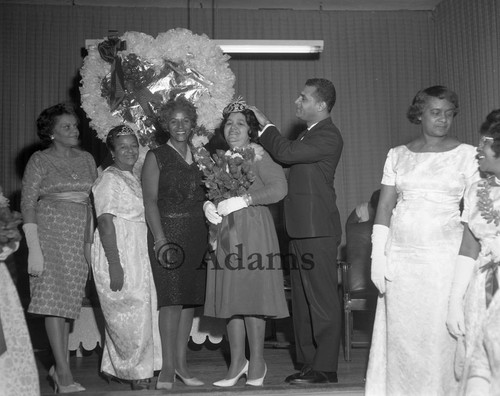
[0,240,40,396]
[21,103,97,393]
[142,97,208,390]
[446,109,500,395]
[202,101,289,387]
[91,125,161,390]
[365,86,480,395]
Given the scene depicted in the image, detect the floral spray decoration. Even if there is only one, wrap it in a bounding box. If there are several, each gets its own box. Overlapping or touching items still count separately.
[0,187,23,254]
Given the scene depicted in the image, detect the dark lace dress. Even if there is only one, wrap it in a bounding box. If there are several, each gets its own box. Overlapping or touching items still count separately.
[148,144,208,307]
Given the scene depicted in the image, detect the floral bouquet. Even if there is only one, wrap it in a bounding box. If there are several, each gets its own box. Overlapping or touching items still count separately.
[194,145,258,205]
[0,187,22,260]
[194,144,260,250]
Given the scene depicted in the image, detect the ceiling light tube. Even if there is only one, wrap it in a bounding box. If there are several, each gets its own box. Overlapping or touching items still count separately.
[213,40,324,54]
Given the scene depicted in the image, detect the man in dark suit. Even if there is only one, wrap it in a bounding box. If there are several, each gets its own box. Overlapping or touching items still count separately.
[250,78,343,384]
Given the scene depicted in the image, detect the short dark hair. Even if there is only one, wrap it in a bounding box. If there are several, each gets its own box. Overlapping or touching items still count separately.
[106,125,138,152]
[36,103,77,146]
[479,109,500,158]
[305,78,336,112]
[220,108,260,143]
[158,96,197,132]
[406,85,459,124]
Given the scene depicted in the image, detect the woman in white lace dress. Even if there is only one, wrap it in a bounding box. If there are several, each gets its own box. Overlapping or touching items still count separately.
[446,109,500,395]
[365,86,479,396]
[92,125,161,389]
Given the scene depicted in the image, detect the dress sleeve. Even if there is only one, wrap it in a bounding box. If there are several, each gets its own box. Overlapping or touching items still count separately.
[461,181,478,223]
[249,150,288,205]
[92,171,123,217]
[259,125,342,165]
[463,145,481,197]
[85,151,98,181]
[468,325,491,382]
[381,148,396,186]
[21,152,45,216]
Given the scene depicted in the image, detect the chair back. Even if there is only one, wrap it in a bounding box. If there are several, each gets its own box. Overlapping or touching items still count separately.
[345,221,377,293]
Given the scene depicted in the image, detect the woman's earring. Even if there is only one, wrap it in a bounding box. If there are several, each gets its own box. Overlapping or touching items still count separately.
[50,135,55,140]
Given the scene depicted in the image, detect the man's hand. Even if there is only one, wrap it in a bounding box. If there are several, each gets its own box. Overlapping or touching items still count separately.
[248,106,272,129]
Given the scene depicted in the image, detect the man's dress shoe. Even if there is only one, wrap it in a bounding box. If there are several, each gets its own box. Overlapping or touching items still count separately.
[290,370,338,385]
[284,366,312,383]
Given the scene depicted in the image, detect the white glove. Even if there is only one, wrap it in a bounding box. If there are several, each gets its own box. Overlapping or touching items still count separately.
[203,201,222,225]
[371,224,389,294]
[23,223,44,276]
[466,377,490,396]
[217,197,248,216]
[0,241,19,261]
[447,255,475,337]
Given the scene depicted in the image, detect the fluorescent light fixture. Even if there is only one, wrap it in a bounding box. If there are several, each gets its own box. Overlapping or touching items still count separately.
[213,40,324,54]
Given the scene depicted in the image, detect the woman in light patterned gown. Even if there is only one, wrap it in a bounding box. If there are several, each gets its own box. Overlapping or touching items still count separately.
[91,125,161,390]
[21,103,97,393]
[0,240,40,396]
[365,86,480,396]
[446,109,500,395]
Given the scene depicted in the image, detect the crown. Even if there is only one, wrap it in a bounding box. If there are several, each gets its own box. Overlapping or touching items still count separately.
[223,96,249,115]
[116,125,136,136]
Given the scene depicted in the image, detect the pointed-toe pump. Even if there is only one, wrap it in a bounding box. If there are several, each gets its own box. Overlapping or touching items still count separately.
[175,370,204,386]
[246,363,267,387]
[156,371,174,390]
[213,360,249,387]
[48,366,85,394]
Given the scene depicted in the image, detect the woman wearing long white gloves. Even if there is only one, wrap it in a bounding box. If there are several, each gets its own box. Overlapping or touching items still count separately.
[446,109,500,395]
[365,86,479,395]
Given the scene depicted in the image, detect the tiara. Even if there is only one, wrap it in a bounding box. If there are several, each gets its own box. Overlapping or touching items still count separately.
[116,125,136,136]
[223,96,249,115]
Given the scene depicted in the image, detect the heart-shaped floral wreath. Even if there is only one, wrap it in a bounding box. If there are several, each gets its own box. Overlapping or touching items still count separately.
[80,28,235,155]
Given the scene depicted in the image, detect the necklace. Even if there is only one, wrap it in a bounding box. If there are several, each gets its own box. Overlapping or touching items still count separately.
[477,176,500,228]
[43,151,80,180]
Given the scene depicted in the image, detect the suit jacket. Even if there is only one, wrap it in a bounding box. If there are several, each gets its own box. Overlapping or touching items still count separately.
[259,117,343,239]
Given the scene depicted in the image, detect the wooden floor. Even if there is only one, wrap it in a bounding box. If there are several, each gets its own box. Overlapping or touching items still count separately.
[31,313,373,396]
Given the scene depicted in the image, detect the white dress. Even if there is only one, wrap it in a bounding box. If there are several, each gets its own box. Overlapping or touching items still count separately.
[456,179,500,394]
[0,255,40,396]
[365,144,479,396]
[468,285,500,395]
[91,166,161,380]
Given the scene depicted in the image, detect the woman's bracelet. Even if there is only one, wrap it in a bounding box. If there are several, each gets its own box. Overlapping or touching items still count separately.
[242,193,253,206]
[154,237,167,247]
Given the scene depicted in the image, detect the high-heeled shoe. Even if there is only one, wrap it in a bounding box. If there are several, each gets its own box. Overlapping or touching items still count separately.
[48,366,85,394]
[156,371,174,390]
[131,378,151,390]
[246,363,267,387]
[175,370,204,386]
[213,360,249,387]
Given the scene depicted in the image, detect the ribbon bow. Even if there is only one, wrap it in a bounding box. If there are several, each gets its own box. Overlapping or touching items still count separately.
[98,37,127,112]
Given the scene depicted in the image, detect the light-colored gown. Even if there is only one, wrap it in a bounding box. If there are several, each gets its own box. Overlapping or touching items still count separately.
[468,284,500,394]
[92,166,161,380]
[365,144,479,396]
[456,179,500,394]
[0,246,40,396]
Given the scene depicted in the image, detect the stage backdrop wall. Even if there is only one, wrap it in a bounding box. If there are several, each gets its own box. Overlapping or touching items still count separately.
[0,1,498,244]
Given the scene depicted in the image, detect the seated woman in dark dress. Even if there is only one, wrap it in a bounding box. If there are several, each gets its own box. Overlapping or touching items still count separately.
[142,97,208,390]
